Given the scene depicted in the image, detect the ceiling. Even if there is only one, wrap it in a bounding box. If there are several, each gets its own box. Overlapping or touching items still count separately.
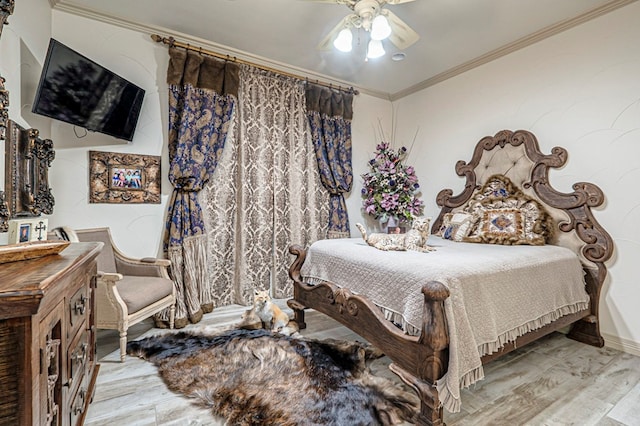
[52,0,629,99]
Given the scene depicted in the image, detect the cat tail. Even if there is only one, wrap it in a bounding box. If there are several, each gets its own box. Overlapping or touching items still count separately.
[355,223,367,242]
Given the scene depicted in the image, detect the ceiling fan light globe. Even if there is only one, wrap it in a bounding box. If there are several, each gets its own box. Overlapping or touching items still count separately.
[333,28,353,52]
[370,15,392,41]
[366,39,385,59]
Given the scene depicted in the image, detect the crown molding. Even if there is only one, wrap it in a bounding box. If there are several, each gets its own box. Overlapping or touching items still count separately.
[52,0,634,102]
[51,1,390,100]
[389,0,637,101]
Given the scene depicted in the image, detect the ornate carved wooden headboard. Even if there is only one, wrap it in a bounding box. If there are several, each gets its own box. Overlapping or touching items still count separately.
[432,129,614,345]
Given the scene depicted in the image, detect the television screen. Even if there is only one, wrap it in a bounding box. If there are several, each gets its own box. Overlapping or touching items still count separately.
[32,39,145,142]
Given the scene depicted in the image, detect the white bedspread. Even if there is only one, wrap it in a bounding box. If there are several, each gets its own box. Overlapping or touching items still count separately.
[300,236,589,413]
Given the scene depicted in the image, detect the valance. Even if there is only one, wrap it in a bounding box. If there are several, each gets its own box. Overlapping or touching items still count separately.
[167,47,240,97]
[306,84,353,120]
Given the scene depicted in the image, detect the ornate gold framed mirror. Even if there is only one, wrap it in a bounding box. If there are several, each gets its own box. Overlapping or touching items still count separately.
[1,77,9,232]
[1,0,16,232]
[0,0,14,40]
[4,120,55,221]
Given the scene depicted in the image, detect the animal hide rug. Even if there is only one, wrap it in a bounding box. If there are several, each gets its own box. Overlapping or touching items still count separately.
[126,329,419,425]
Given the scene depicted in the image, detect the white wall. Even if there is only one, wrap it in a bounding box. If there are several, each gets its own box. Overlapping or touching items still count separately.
[391,2,640,350]
[43,11,171,258]
[347,93,392,235]
[0,0,51,245]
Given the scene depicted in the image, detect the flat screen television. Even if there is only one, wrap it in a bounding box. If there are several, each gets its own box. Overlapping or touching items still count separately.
[32,39,145,142]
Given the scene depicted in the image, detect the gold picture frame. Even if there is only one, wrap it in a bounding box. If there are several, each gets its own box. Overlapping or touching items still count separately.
[89,151,161,204]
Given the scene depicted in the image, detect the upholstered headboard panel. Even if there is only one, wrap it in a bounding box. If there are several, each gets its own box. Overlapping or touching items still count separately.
[443,138,584,255]
[432,130,613,320]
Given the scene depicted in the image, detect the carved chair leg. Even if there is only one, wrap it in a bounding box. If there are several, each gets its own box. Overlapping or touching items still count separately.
[287,299,307,330]
[169,304,176,329]
[119,330,127,362]
[389,363,445,426]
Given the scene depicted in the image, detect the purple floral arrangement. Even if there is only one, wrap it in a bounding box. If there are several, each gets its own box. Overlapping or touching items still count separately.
[361,142,424,223]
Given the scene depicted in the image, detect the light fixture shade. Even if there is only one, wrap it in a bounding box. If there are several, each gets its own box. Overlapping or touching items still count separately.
[370,15,392,41]
[366,39,385,59]
[333,28,353,52]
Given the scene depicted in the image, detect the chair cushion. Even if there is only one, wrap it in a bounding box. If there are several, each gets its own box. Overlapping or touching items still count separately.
[116,276,174,314]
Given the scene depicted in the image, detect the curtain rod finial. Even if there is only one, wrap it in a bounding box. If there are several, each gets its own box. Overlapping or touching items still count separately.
[150,34,162,43]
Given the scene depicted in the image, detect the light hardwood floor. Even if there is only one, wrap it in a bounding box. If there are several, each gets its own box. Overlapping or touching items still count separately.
[85,302,640,426]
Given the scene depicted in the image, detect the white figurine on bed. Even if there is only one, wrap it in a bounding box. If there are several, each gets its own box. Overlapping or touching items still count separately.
[356,217,435,252]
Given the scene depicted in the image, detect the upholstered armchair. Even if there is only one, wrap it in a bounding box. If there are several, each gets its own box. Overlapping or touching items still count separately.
[74,228,176,362]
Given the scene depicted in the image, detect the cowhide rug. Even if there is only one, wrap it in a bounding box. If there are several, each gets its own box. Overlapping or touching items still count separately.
[126,328,419,425]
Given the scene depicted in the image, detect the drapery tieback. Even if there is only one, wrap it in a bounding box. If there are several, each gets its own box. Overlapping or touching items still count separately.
[173,177,202,192]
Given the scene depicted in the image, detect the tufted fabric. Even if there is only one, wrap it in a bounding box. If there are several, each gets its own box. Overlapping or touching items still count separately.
[451,144,586,260]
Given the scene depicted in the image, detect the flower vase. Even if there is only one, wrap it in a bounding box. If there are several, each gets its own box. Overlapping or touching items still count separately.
[379,216,405,234]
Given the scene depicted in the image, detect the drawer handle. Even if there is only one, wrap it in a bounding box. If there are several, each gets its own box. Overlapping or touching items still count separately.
[74,343,88,364]
[74,295,87,315]
[73,388,86,415]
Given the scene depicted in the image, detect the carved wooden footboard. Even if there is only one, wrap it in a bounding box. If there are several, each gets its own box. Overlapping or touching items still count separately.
[288,244,450,425]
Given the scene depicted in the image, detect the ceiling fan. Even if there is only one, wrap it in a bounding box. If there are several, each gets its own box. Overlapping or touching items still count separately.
[309,0,420,59]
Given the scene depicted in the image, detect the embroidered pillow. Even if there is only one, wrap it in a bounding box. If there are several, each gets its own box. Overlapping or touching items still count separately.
[464,175,554,245]
[466,208,526,244]
[442,212,476,241]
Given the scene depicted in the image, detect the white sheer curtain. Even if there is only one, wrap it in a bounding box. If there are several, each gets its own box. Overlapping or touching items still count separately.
[202,65,329,306]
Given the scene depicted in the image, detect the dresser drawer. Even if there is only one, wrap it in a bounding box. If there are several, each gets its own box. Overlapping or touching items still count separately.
[68,284,90,338]
[66,329,89,396]
[69,378,88,426]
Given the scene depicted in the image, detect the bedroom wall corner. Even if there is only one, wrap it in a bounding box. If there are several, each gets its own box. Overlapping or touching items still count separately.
[390,1,640,351]
[346,93,393,237]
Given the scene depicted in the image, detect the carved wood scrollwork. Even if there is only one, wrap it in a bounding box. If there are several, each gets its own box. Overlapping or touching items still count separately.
[45,337,61,426]
[334,288,359,316]
[432,129,613,345]
[5,120,55,219]
[0,77,8,231]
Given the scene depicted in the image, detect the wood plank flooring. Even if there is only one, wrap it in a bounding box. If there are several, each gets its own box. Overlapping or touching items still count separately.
[85,302,640,425]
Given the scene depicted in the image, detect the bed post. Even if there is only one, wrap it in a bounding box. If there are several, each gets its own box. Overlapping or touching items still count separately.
[287,245,307,329]
[390,281,450,426]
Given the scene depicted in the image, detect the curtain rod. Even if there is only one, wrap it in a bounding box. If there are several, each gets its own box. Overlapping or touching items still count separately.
[150,34,359,96]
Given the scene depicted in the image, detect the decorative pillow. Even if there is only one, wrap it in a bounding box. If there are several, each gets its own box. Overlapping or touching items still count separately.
[467,174,519,204]
[434,213,452,237]
[463,175,554,245]
[441,212,476,241]
[466,208,525,244]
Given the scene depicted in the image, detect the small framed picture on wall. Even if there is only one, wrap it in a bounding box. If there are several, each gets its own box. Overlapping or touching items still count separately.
[8,218,49,244]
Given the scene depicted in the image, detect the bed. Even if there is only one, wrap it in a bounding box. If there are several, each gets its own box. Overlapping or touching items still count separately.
[287,129,613,426]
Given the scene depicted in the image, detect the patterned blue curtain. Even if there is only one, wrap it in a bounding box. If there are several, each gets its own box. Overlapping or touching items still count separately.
[306,85,354,238]
[160,48,239,328]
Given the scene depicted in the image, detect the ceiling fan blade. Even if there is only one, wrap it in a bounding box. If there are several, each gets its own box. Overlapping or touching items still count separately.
[317,15,354,50]
[298,0,356,5]
[385,0,417,4]
[384,9,419,50]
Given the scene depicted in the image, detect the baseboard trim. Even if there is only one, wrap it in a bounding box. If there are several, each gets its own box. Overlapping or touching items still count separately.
[603,332,640,357]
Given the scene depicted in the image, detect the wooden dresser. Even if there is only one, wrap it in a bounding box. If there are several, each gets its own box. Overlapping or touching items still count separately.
[0,242,103,426]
